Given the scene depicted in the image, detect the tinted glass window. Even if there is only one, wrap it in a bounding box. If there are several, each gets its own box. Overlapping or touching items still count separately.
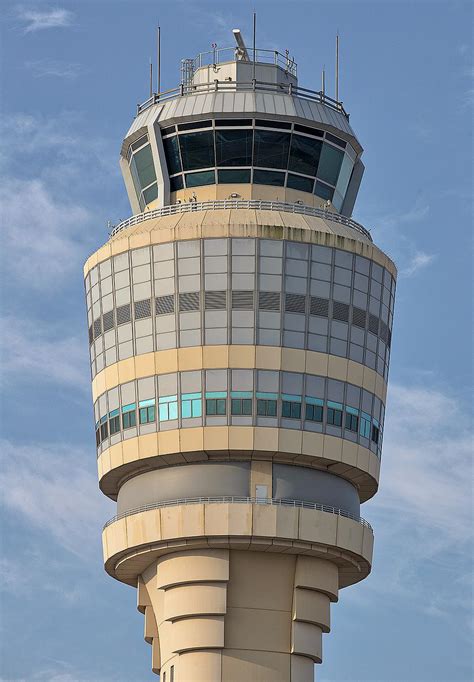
[163,136,182,175]
[294,124,323,137]
[253,169,285,186]
[314,181,334,200]
[256,119,291,129]
[179,131,215,171]
[325,132,346,148]
[161,125,175,136]
[288,134,322,175]
[287,174,314,192]
[216,130,253,166]
[132,145,156,188]
[253,130,290,169]
[178,120,212,131]
[170,175,184,192]
[318,143,344,185]
[218,169,251,183]
[215,119,252,127]
[143,184,158,204]
[185,170,215,187]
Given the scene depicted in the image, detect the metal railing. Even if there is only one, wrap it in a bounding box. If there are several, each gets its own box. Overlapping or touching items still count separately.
[103,496,372,531]
[109,199,371,241]
[136,79,348,118]
[191,47,297,76]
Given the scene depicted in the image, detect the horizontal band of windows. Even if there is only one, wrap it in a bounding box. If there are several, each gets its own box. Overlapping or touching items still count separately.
[96,393,382,448]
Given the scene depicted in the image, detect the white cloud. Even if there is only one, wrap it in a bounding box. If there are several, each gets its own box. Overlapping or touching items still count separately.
[0,177,93,288]
[0,439,112,558]
[16,7,74,33]
[0,315,89,392]
[358,382,473,631]
[25,59,82,79]
[400,250,437,277]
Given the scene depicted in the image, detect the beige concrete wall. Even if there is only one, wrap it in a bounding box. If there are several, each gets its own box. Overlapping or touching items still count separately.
[137,549,341,680]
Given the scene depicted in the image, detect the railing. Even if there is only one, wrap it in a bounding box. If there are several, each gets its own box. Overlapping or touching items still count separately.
[191,47,297,76]
[103,496,372,531]
[136,80,348,119]
[109,199,372,241]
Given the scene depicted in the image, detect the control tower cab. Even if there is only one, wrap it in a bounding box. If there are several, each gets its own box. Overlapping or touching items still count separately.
[84,28,396,682]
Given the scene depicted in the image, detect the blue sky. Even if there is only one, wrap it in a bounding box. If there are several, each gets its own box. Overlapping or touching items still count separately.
[0,1,472,680]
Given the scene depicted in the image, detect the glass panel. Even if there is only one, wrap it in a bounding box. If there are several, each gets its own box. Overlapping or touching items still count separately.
[131,134,148,151]
[253,169,285,186]
[255,119,291,129]
[314,181,334,201]
[253,130,290,169]
[170,175,184,191]
[178,120,212,131]
[132,144,156,188]
[294,124,323,137]
[163,136,182,175]
[335,153,354,202]
[218,169,251,184]
[288,134,322,176]
[287,173,314,193]
[318,143,344,185]
[143,183,157,204]
[179,131,215,171]
[216,130,253,166]
[215,118,252,127]
[185,170,215,187]
[325,132,346,148]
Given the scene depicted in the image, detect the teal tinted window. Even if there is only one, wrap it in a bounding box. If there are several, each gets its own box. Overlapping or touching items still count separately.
[159,396,178,421]
[216,130,253,166]
[143,183,158,204]
[122,404,136,429]
[345,412,359,432]
[181,392,202,418]
[139,405,156,424]
[133,144,156,188]
[206,398,226,415]
[185,170,215,187]
[257,398,277,416]
[305,403,323,422]
[253,130,290,169]
[282,401,301,419]
[231,397,252,415]
[179,131,215,171]
[327,405,343,426]
[287,174,314,193]
[218,169,251,184]
[109,415,120,434]
[163,136,182,175]
[318,143,344,185]
[253,169,285,186]
[288,135,322,176]
[314,181,334,201]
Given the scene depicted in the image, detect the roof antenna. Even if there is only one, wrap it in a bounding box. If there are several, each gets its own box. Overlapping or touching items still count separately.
[335,32,339,103]
[149,57,153,98]
[253,12,257,81]
[321,65,326,97]
[157,25,161,95]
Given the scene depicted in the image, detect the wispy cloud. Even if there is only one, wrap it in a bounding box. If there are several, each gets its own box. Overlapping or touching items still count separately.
[400,250,437,277]
[0,315,89,392]
[16,7,74,33]
[0,177,93,288]
[25,59,82,79]
[0,439,112,558]
[358,381,473,632]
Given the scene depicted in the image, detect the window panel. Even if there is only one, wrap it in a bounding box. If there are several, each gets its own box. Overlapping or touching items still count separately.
[253,169,285,186]
[218,169,251,184]
[318,143,344,185]
[185,170,215,187]
[170,175,184,191]
[132,144,156,188]
[216,129,253,166]
[143,183,157,204]
[288,134,322,176]
[253,130,290,169]
[287,173,314,193]
[314,181,334,201]
[163,136,182,175]
[179,131,215,171]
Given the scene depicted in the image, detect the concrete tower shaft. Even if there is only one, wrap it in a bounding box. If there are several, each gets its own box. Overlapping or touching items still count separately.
[85,33,396,682]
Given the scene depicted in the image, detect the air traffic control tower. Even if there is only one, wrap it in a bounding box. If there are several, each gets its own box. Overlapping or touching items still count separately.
[84,30,396,682]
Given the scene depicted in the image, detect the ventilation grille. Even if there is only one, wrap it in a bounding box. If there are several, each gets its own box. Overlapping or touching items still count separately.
[155,294,175,316]
[352,307,367,328]
[368,313,379,335]
[179,292,200,312]
[310,297,329,317]
[205,291,227,310]
[102,310,114,332]
[134,299,151,319]
[116,304,131,325]
[332,302,349,322]
[379,320,389,344]
[259,291,280,311]
[285,293,306,314]
[88,326,93,345]
[93,319,102,339]
[232,290,254,310]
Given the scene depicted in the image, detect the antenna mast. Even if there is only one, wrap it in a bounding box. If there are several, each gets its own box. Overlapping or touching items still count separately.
[335,33,339,103]
[253,12,257,81]
[157,26,161,94]
[149,59,153,98]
